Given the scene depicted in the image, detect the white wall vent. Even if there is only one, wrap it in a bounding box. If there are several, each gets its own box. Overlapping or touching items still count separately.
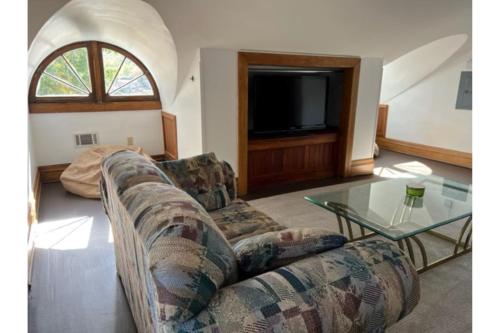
[75,133,98,147]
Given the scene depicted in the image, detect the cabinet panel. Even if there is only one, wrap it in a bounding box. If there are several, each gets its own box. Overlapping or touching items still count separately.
[247,132,339,191]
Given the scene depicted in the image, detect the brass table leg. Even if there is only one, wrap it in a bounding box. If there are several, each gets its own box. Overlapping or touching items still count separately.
[334,213,471,274]
[399,216,472,273]
[335,214,375,241]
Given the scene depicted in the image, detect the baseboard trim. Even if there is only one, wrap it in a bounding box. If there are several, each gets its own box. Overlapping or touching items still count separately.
[377,137,472,169]
[33,169,41,215]
[164,151,176,160]
[150,154,166,161]
[38,163,69,183]
[28,169,41,290]
[350,158,374,176]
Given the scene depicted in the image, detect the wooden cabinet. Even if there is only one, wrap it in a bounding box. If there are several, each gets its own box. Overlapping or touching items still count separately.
[247,132,339,190]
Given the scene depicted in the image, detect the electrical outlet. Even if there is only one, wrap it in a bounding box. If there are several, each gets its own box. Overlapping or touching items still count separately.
[127,137,134,145]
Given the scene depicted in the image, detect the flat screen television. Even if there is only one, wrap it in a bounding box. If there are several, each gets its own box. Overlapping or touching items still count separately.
[248,70,330,136]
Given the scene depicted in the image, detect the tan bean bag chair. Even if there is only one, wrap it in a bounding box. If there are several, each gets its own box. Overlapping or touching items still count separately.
[60,145,151,199]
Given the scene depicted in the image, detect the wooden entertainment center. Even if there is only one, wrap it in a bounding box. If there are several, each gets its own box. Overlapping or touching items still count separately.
[238,52,361,195]
[248,131,339,190]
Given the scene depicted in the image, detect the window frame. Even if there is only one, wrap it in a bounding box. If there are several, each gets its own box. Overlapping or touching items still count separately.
[29,41,161,113]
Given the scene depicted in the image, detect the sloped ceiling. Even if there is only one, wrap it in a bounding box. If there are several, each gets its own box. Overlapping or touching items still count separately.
[145,0,471,83]
[381,34,469,103]
[28,0,177,106]
[29,0,471,96]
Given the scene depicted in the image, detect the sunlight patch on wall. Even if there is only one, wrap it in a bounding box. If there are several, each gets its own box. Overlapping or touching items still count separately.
[34,216,93,250]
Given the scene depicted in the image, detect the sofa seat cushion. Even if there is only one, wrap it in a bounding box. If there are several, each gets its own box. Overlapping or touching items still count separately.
[208,199,285,244]
[233,228,348,276]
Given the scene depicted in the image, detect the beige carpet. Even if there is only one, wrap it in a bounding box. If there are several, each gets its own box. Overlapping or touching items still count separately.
[248,179,472,333]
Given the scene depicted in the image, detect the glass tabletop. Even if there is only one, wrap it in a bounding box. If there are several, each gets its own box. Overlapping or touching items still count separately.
[305,176,472,241]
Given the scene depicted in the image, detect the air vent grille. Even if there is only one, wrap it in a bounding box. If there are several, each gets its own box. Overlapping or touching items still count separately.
[75,133,98,147]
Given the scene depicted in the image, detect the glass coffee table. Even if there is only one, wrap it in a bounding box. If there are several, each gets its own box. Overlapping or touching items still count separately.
[305,176,472,273]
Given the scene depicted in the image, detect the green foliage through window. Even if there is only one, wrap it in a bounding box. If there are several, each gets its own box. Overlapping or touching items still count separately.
[102,48,153,96]
[36,47,91,97]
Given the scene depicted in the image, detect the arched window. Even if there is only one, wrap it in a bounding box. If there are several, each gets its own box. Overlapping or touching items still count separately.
[29,41,161,113]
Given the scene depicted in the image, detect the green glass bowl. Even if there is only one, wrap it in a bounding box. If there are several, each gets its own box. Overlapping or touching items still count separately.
[406,183,425,197]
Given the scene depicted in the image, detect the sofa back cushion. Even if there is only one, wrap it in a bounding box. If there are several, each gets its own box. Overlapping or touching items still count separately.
[120,182,238,323]
[233,227,347,276]
[157,153,236,211]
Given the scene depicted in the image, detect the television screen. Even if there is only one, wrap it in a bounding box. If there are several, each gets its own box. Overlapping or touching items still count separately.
[249,70,329,135]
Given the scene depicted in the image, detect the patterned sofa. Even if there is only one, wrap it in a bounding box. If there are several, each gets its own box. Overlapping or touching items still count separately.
[100,151,420,333]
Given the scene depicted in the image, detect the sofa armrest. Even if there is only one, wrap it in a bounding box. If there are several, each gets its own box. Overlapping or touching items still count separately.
[174,239,419,332]
[220,160,237,200]
[101,150,172,197]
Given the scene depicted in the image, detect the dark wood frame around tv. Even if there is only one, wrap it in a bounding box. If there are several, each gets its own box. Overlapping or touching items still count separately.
[237,52,361,195]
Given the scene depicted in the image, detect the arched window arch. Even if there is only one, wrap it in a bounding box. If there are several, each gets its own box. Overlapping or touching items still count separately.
[29,41,161,113]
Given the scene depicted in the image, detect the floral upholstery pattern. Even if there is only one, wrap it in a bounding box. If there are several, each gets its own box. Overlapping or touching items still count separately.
[156,153,233,211]
[208,199,285,244]
[101,152,238,332]
[221,161,237,200]
[101,151,420,332]
[233,228,348,276]
[177,239,420,332]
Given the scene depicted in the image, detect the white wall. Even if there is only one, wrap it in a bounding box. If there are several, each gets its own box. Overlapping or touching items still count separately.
[147,0,471,93]
[199,48,383,174]
[169,50,203,158]
[380,34,468,102]
[28,118,38,197]
[28,0,177,182]
[199,49,238,169]
[31,110,164,165]
[352,58,384,160]
[385,48,472,153]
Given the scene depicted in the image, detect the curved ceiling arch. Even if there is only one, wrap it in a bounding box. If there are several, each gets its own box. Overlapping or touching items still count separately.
[380,34,468,103]
[28,0,177,106]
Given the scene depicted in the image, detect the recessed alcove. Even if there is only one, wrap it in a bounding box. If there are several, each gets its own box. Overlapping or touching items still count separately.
[237,52,361,195]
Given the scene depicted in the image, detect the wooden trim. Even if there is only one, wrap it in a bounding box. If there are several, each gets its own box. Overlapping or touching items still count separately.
[150,154,166,161]
[33,170,41,217]
[238,52,361,68]
[237,51,360,195]
[248,132,338,151]
[90,41,104,103]
[350,158,375,176]
[238,53,249,195]
[38,163,69,183]
[28,170,41,289]
[161,112,179,160]
[337,62,360,177]
[29,41,161,113]
[28,169,41,234]
[376,104,389,138]
[29,100,161,113]
[377,137,472,169]
[27,231,35,290]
